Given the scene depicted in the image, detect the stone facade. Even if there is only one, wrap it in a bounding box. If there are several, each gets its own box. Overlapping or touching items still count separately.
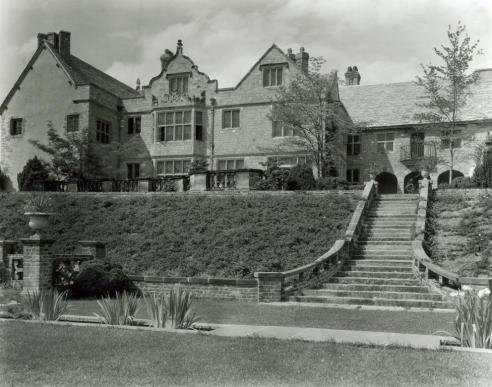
[1,31,491,191]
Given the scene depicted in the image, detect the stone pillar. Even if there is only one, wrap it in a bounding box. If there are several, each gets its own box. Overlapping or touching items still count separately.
[189,172,208,191]
[20,238,55,295]
[138,179,150,192]
[254,272,284,302]
[175,178,184,192]
[235,171,251,190]
[0,240,16,281]
[78,241,106,260]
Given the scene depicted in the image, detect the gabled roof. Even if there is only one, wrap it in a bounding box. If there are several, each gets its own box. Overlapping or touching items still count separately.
[1,41,139,113]
[339,68,492,128]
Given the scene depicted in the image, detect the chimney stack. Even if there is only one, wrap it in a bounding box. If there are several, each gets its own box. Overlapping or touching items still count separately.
[287,48,296,61]
[37,33,48,48]
[295,47,309,73]
[344,66,361,86]
[59,31,71,57]
[46,32,59,50]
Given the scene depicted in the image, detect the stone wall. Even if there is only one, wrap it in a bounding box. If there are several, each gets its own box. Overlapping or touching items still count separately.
[129,275,258,302]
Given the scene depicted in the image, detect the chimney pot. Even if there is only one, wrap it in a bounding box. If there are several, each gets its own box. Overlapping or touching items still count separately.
[176,39,183,54]
[344,65,361,86]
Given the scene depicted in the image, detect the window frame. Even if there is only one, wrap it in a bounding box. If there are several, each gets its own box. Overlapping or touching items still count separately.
[441,129,462,149]
[9,118,23,136]
[168,75,189,94]
[216,159,245,171]
[157,110,192,142]
[127,116,142,135]
[347,134,361,155]
[346,168,360,183]
[66,114,80,133]
[96,119,111,144]
[263,66,283,87]
[156,159,191,175]
[376,132,394,152]
[222,109,240,129]
[272,121,301,138]
[269,155,311,167]
[127,163,140,179]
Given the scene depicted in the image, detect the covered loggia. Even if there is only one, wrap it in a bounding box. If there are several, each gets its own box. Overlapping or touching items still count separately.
[375,172,398,194]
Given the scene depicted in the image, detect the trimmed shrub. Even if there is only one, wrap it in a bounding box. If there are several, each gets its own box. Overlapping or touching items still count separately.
[71,261,133,298]
[473,151,492,188]
[17,157,50,191]
[285,164,315,190]
[0,167,9,191]
[450,176,475,189]
[316,177,349,190]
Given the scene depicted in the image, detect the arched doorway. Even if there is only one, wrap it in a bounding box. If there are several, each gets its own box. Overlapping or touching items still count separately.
[404,171,421,194]
[375,172,398,194]
[438,170,464,186]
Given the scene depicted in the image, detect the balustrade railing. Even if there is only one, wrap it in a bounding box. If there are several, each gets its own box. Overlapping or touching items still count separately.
[400,142,437,163]
[209,170,237,190]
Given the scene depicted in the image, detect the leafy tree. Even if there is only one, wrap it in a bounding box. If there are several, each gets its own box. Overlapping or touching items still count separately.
[271,57,354,178]
[472,138,492,187]
[17,156,50,191]
[414,23,482,184]
[30,122,112,180]
[0,167,9,191]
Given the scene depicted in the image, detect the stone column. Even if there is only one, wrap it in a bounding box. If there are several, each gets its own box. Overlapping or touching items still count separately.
[0,240,16,281]
[189,172,208,191]
[78,241,107,260]
[235,171,251,190]
[20,238,55,295]
[254,272,284,303]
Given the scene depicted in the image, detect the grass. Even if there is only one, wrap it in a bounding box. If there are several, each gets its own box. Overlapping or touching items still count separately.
[427,191,492,276]
[1,321,491,386]
[0,192,356,278]
[67,298,455,335]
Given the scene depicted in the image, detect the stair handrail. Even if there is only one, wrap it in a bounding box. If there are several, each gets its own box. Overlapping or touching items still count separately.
[254,179,377,301]
[412,177,461,287]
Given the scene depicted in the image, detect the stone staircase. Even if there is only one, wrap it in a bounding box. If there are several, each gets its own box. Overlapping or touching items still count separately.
[289,194,453,309]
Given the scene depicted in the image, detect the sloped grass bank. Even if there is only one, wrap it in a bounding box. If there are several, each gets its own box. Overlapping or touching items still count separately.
[1,321,491,386]
[0,193,356,278]
[427,190,492,276]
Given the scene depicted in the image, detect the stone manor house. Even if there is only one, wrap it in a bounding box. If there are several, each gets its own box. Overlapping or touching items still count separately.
[1,31,491,193]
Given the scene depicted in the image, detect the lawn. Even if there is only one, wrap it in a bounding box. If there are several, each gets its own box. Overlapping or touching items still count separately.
[0,192,356,278]
[1,321,490,386]
[67,299,455,335]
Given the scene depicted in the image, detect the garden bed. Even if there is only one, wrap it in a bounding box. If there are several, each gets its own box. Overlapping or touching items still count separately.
[0,192,356,278]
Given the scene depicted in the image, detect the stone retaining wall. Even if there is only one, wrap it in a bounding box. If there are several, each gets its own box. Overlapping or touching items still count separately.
[129,275,258,302]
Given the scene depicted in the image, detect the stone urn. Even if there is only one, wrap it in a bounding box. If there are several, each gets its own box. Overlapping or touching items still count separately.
[24,212,53,237]
[421,169,430,179]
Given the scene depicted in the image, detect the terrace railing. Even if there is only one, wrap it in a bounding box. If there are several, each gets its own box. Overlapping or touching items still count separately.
[209,170,237,190]
[400,142,437,164]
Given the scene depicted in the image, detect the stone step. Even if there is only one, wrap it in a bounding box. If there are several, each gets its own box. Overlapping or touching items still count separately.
[336,271,415,279]
[322,283,431,293]
[372,203,417,208]
[366,213,416,219]
[368,209,417,213]
[343,265,414,274]
[287,295,453,309]
[352,254,413,260]
[346,259,413,267]
[366,225,414,230]
[358,241,412,247]
[329,277,421,286]
[359,238,412,243]
[377,194,419,200]
[301,289,444,301]
[357,246,412,252]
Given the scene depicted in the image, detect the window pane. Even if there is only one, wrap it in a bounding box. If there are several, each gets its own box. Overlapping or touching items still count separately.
[386,142,393,151]
[232,110,240,127]
[165,127,174,141]
[128,117,134,134]
[277,68,282,85]
[226,160,235,170]
[183,160,191,173]
[347,144,353,155]
[377,134,385,142]
[218,160,226,170]
[175,111,183,124]
[156,161,164,174]
[195,126,203,141]
[284,126,293,137]
[127,164,132,179]
[263,69,269,87]
[386,133,395,141]
[135,116,141,133]
[160,127,165,141]
[183,125,191,140]
[273,121,282,137]
[157,113,166,125]
[165,161,173,174]
[377,143,385,152]
[223,111,231,128]
[236,159,244,169]
[195,111,203,125]
[134,164,140,178]
[166,112,174,125]
[184,110,191,124]
[353,169,360,182]
[354,144,361,155]
[174,160,183,174]
[183,77,188,93]
[175,125,183,140]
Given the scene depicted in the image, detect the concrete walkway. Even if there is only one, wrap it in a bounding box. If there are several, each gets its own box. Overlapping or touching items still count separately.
[205,323,453,350]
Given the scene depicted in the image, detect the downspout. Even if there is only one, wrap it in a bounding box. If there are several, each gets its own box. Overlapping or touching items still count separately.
[210,98,216,171]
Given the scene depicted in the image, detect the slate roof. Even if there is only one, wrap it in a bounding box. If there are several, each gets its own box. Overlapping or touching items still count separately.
[51,49,140,99]
[339,68,492,128]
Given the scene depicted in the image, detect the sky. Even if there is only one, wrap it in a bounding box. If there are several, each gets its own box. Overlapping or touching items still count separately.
[0,0,491,100]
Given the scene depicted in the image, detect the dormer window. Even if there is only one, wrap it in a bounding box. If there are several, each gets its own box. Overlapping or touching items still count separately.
[263,66,283,87]
[168,74,189,94]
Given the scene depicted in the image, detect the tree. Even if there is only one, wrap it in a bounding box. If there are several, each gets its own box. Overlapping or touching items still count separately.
[472,137,492,187]
[30,123,113,180]
[414,22,482,184]
[271,57,354,178]
[17,156,50,191]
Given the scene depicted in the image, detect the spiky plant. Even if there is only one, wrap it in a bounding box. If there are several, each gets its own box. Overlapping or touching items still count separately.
[144,292,168,328]
[166,285,199,329]
[22,289,69,321]
[95,291,139,326]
